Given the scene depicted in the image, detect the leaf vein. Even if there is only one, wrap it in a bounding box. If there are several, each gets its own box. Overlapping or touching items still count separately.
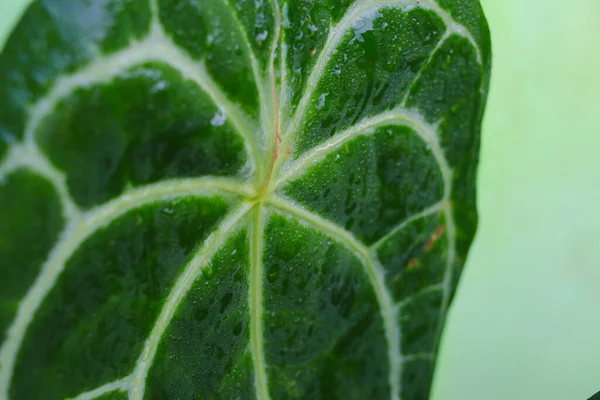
[129,203,253,400]
[400,29,451,106]
[267,195,402,400]
[249,205,271,400]
[274,107,450,195]
[371,201,446,250]
[279,0,482,172]
[0,177,252,397]
[21,25,260,173]
[397,282,444,309]
[65,376,131,400]
[0,144,81,221]
[217,0,269,136]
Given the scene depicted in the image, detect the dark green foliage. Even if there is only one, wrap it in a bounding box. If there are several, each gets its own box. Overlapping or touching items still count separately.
[0,1,490,399]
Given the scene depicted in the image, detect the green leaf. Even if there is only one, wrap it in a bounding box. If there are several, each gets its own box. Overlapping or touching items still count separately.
[0,0,490,399]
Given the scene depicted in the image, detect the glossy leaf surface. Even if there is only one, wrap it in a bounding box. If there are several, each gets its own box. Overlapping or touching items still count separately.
[0,0,490,399]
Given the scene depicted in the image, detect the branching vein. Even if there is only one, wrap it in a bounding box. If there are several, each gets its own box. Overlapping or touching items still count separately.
[130,203,253,400]
[267,195,402,400]
[0,177,252,397]
[21,24,259,170]
[0,144,81,221]
[274,107,450,194]
[397,282,444,309]
[65,377,130,400]
[371,201,446,250]
[280,0,481,170]
[217,0,268,133]
[400,30,451,106]
[269,98,459,400]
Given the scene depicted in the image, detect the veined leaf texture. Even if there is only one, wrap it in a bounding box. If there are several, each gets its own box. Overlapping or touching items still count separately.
[0,0,490,399]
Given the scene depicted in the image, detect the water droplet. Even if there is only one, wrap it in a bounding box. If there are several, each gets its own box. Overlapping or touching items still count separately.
[151,80,168,93]
[282,3,291,27]
[316,93,329,110]
[211,107,226,127]
[256,30,268,42]
[350,10,383,44]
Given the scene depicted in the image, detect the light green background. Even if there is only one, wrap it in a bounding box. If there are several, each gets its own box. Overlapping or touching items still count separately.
[1,0,599,399]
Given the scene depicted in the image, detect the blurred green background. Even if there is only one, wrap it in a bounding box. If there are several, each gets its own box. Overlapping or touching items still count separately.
[1,0,598,399]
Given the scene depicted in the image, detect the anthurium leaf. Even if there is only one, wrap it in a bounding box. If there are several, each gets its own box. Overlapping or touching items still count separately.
[0,0,490,399]
[589,391,600,400]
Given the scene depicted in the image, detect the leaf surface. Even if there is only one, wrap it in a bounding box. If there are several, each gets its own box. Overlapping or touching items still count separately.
[0,0,490,399]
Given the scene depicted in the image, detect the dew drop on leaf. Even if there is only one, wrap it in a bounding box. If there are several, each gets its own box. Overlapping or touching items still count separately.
[255,30,268,42]
[161,207,175,216]
[210,107,226,127]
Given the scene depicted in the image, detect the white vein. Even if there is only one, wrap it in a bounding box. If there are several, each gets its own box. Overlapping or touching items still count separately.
[439,201,457,314]
[264,1,287,180]
[269,0,283,138]
[282,0,482,161]
[148,0,159,24]
[268,0,282,76]
[271,104,457,399]
[129,203,253,400]
[400,1,486,99]
[265,2,472,375]
[217,0,268,134]
[279,40,290,130]
[275,107,450,191]
[0,177,252,397]
[21,23,259,167]
[249,206,270,400]
[66,377,131,400]
[267,195,402,400]
[397,282,444,309]
[425,0,482,65]
[0,144,81,221]
[400,29,451,106]
[371,200,445,250]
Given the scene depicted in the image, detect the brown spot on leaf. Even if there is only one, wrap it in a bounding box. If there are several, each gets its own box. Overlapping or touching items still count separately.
[407,258,420,270]
[424,225,446,252]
